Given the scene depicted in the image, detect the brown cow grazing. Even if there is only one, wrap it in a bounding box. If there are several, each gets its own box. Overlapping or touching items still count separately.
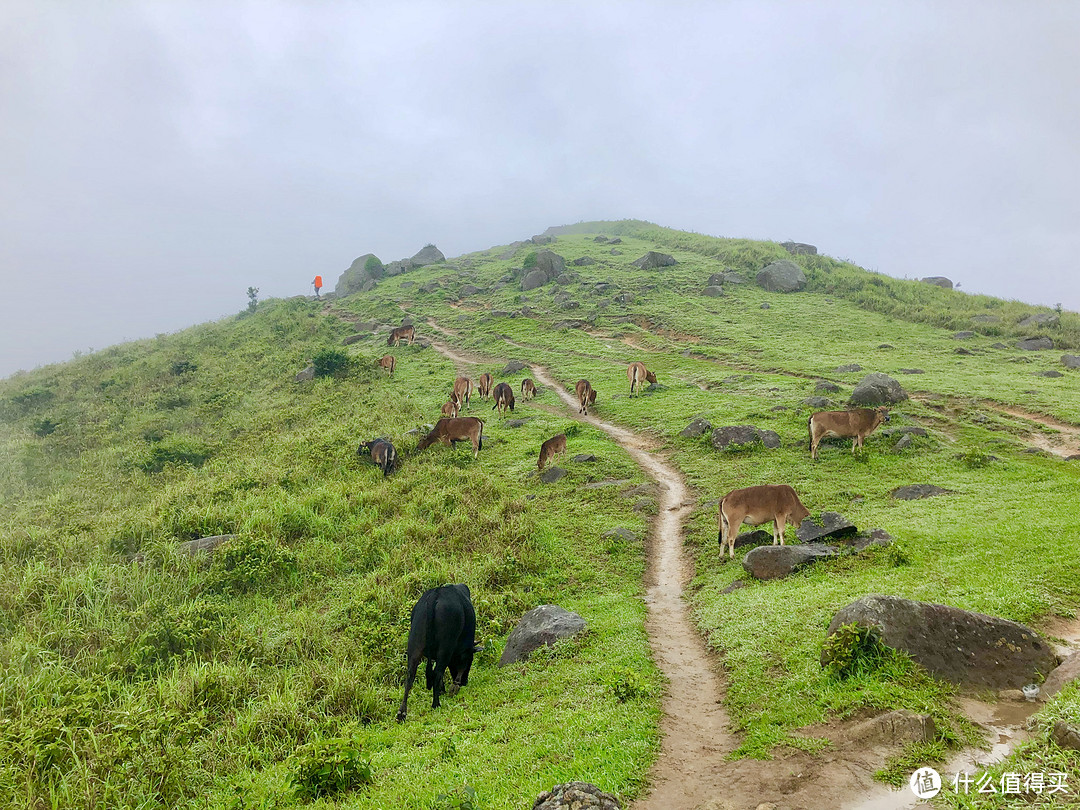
[717,485,811,559]
[477,373,493,400]
[520,378,536,399]
[627,362,657,396]
[452,377,474,410]
[440,395,460,419]
[378,354,396,376]
[387,325,416,347]
[537,433,567,471]
[491,382,515,414]
[416,417,484,458]
[809,407,890,460]
[358,438,397,477]
[575,379,597,415]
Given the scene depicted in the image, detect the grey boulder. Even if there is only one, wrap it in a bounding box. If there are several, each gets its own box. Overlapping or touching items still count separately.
[680,418,712,438]
[631,251,677,270]
[756,260,807,292]
[539,467,567,483]
[521,270,549,291]
[891,484,951,500]
[825,595,1058,689]
[850,373,908,405]
[921,276,953,289]
[533,782,621,810]
[710,425,781,450]
[178,534,237,556]
[1017,336,1053,351]
[499,605,587,666]
[1062,355,1080,369]
[702,286,725,297]
[797,512,857,543]
[1041,651,1080,700]
[780,241,817,256]
[409,244,445,266]
[743,545,838,580]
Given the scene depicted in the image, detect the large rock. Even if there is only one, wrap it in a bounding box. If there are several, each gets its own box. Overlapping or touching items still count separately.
[459,284,481,297]
[891,484,951,500]
[921,276,953,289]
[1018,313,1059,328]
[743,545,838,580]
[499,605,587,666]
[1017,336,1053,351]
[1041,651,1080,700]
[1051,721,1080,752]
[178,535,237,556]
[409,244,444,266]
[702,285,725,297]
[521,270,549,291]
[756,260,807,292]
[572,256,597,266]
[825,595,1058,689]
[533,782,621,810]
[849,373,908,405]
[534,250,566,281]
[502,359,528,374]
[539,467,567,484]
[334,253,383,295]
[710,425,781,450]
[680,418,712,438]
[707,272,726,286]
[797,512,857,543]
[631,251,677,270]
[294,365,315,382]
[815,380,841,393]
[1062,355,1080,369]
[780,241,817,256]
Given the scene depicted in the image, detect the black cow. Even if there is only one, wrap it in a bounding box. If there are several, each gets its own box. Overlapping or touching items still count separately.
[358,438,397,476]
[396,584,481,722]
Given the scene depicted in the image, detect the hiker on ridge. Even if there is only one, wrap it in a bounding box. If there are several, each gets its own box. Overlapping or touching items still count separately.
[312,275,323,299]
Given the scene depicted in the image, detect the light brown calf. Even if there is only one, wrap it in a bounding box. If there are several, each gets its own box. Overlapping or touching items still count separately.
[575,379,597,415]
[416,417,484,458]
[491,382,515,414]
[538,433,567,471]
[387,325,416,346]
[377,354,396,376]
[440,395,460,419]
[809,407,890,460]
[452,377,474,410]
[627,362,657,396]
[477,373,493,400]
[520,378,536,399]
[717,485,811,559]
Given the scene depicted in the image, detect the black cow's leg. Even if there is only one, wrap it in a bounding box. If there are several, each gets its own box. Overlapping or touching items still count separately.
[430,659,449,708]
[397,651,423,722]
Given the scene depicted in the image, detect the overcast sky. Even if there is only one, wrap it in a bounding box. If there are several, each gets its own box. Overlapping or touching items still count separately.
[2,2,1078,378]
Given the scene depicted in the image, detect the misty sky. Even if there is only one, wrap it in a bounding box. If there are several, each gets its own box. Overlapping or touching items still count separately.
[2,2,1078,378]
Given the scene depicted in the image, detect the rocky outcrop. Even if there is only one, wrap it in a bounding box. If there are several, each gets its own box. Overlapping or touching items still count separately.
[710,425,781,450]
[921,276,953,289]
[502,360,528,374]
[756,260,806,292]
[499,605,587,666]
[891,484,952,500]
[1017,336,1054,351]
[825,595,1058,689]
[631,251,677,270]
[743,545,838,580]
[572,256,597,266]
[410,244,445,266]
[797,512,857,543]
[533,782,621,810]
[780,242,817,256]
[534,250,566,279]
[849,373,908,405]
[334,253,384,295]
[1019,313,1059,328]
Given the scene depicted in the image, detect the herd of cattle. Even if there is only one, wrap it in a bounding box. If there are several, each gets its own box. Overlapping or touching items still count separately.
[364,329,897,720]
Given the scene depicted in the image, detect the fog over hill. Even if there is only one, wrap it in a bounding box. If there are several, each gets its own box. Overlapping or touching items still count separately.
[2,1,1078,378]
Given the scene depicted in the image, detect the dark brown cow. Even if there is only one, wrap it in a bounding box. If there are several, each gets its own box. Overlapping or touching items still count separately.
[358,438,397,477]
[575,379,597,415]
[627,362,657,396]
[491,382,515,414]
[452,377,474,410]
[538,433,567,471]
[717,485,811,559]
[520,378,536,399]
[387,325,416,347]
[809,407,890,460]
[477,372,493,400]
[377,354,396,376]
[416,417,484,458]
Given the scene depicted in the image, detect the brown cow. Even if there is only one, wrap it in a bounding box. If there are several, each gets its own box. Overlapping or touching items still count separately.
[440,395,460,418]
[452,377,474,410]
[627,362,657,396]
[537,433,567,471]
[809,407,890,460]
[416,417,484,458]
[477,373,493,400]
[491,382,515,414]
[358,438,397,477]
[717,485,811,559]
[520,378,536,399]
[575,379,597,415]
[387,325,415,347]
[378,354,396,376]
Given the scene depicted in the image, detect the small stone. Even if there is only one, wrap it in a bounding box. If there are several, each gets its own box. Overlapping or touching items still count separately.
[539,467,567,484]
[953,331,975,339]
[680,418,713,438]
[760,302,771,309]
[893,433,914,452]
[834,363,862,373]
[815,380,841,393]
[572,453,597,463]
[891,484,952,500]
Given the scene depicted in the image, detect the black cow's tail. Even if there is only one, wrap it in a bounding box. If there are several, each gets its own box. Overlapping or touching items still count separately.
[425,587,440,656]
[385,444,396,476]
[807,415,813,452]
[477,420,484,451]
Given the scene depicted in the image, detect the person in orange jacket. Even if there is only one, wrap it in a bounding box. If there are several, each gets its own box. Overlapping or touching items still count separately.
[312,275,323,299]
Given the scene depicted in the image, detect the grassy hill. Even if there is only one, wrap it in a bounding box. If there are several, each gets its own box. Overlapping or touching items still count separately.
[2,221,1078,809]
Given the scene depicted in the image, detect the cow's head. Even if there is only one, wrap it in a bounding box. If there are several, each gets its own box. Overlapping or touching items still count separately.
[646,370,658,385]
[588,390,597,405]
[876,407,890,424]
[357,441,372,456]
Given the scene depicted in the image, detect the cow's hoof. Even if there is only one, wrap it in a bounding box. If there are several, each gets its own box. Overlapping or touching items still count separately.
[447,682,460,696]
[396,712,406,723]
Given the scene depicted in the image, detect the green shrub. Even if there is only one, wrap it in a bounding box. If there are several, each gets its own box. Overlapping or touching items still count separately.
[205,536,298,595]
[608,666,653,702]
[138,435,212,472]
[820,622,891,679]
[432,784,478,810]
[170,359,198,375]
[288,735,372,800]
[131,599,227,673]
[958,448,993,469]
[312,348,352,378]
[364,255,384,276]
[31,417,59,437]
[522,251,538,269]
